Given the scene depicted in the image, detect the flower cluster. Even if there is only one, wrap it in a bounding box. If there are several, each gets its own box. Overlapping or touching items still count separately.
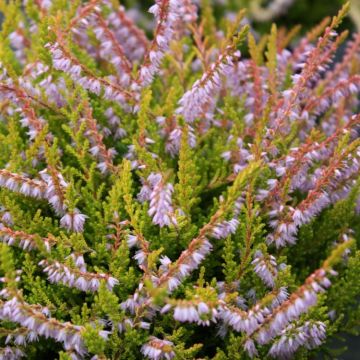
[141,337,175,360]
[162,237,213,292]
[267,137,360,247]
[0,346,24,360]
[268,321,326,359]
[139,173,176,227]
[0,224,53,252]
[254,268,334,348]
[39,168,68,215]
[176,46,242,123]
[0,170,46,199]
[211,218,239,239]
[252,250,278,288]
[138,0,184,87]
[219,287,289,336]
[38,260,119,292]
[59,210,88,233]
[46,38,133,109]
[0,297,85,357]
[106,4,149,62]
[172,300,218,326]
[82,105,117,174]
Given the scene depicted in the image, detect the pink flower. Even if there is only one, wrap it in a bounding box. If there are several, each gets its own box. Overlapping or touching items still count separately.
[60,209,87,232]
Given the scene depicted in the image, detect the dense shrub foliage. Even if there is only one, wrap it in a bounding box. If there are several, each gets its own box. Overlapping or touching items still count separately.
[0,1,359,359]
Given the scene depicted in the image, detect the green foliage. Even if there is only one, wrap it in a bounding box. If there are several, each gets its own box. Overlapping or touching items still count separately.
[174,127,200,219]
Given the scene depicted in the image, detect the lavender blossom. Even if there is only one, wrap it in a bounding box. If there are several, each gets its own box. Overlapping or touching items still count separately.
[268,321,326,359]
[0,224,52,252]
[137,0,183,87]
[0,346,24,360]
[39,169,68,215]
[0,170,46,199]
[39,260,118,292]
[163,238,213,292]
[0,297,86,356]
[173,304,200,323]
[244,338,258,358]
[212,218,239,239]
[106,4,149,62]
[176,48,241,122]
[141,337,175,360]
[46,41,132,108]
[60,209,88,233]
[147,173,176,227]
[219,306,262,335]
[252,251,278,288]
[173,302,218,326]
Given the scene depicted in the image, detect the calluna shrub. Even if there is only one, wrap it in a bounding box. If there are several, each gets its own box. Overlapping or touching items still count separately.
[0,1,359,359]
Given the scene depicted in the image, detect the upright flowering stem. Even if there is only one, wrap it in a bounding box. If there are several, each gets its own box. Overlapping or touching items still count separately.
[136,0,183,87]
[106,4,149,61]
[0,224,55,252]
[270,7,349,135]
[0,296,86,356]
[147,173,176,228]
[47,29,135,108]
[39,259,118,292]
[82,102,117,174]
[176,42,243,123]
[319,32,360,89]
[0,169,47,198]
[268,135,360,247]
[93,14,134,86]
[67,0,102,31]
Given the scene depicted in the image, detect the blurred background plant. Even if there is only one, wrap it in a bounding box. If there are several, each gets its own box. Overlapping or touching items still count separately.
[122,0,359,33]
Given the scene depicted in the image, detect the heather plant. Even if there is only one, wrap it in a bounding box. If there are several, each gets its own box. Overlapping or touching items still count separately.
[0,1,359,359]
